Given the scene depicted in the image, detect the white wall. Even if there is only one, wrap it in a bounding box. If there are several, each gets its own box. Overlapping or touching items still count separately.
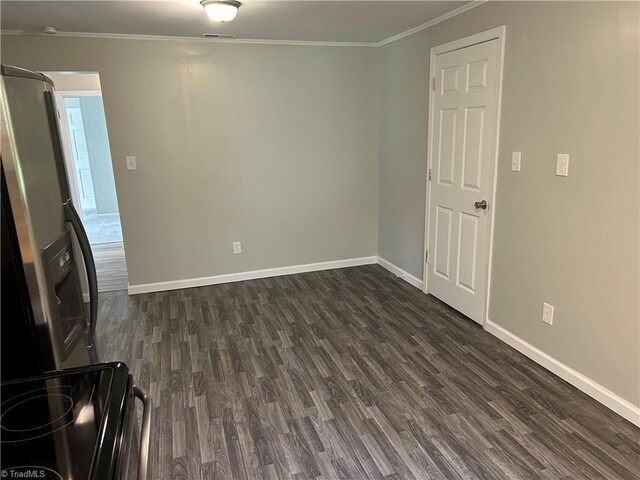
[2,37,380,287]
[377,1,639,411]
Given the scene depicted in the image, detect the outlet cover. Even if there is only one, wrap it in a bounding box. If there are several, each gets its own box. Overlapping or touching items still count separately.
[233,241,242,254]
[542,303,554,325]
[126,156,137,171]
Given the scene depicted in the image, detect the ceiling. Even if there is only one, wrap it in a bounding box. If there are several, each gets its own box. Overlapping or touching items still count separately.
[1,1,471,44]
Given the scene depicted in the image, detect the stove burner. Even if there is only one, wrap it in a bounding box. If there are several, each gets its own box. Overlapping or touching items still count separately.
[1,394,73,432]
[0,387,75,443]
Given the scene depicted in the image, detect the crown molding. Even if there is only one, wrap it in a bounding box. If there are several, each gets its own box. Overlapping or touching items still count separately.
[376,0,489,46]
[0,1,488,48]
[0,29,377,47]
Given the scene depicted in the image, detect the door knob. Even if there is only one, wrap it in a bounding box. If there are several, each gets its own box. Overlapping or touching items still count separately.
[474,200,488,210]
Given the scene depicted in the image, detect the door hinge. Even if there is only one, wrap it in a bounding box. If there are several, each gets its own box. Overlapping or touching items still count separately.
[425,250,429,263]
[432,77,436,91]
[428,168,432,181]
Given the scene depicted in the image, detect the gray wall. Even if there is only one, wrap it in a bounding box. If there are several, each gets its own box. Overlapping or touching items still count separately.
[44,71,102,91]
[377,1,639,406]
[1,36,379,286]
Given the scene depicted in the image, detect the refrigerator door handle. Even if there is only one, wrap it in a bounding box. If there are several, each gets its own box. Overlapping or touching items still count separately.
[63,200,98,346]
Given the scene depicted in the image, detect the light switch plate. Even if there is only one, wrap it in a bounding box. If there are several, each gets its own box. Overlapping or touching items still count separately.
[511,152,521,172]
[126,156,137,171]
[556,154,569,177]
[542,303,554,325]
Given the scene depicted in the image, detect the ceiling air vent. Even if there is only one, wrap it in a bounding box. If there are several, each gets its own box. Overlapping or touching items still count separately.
[202,33,238,39]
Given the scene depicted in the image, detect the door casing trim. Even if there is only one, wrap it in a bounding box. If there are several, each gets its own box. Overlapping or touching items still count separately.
[422,25,507,327]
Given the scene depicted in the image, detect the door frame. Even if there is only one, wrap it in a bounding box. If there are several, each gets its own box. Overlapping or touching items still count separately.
[55,90,102,216]
[422,26,506,326]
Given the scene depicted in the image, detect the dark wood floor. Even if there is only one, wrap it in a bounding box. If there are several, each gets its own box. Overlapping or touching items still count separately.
[96,265,640,480]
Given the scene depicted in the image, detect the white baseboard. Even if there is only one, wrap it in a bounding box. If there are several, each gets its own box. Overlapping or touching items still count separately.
[485,319,640,427]
[127,255,378,295]
[377,257,423,290]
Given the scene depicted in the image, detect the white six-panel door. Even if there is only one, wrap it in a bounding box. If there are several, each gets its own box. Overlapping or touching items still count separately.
[65,105,96,211]
[427,38,500,323]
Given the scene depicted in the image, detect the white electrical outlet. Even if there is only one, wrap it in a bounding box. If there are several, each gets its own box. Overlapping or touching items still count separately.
[232,241,242,254]
[511,152,521,172]
[542,303,554,325]
[126,156,137,171]
[556,154,569,177]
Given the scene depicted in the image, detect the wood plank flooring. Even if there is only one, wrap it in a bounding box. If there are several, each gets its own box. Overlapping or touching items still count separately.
[93,241,128,292]
[96,265,640,479]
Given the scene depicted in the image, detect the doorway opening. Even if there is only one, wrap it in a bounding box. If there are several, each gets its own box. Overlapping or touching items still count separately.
[45,72,128,293]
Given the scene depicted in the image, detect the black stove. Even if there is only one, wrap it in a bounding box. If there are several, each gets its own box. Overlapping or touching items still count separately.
[1,363,145,480]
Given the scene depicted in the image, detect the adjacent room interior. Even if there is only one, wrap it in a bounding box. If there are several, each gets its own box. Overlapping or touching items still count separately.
[0,1,638,479]
[44,70,128,293]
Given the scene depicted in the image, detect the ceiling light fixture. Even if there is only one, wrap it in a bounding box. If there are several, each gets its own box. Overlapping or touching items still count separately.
[200,0,241,23]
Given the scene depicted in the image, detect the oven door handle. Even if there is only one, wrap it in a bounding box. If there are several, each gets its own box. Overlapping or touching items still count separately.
[133,385,152,480]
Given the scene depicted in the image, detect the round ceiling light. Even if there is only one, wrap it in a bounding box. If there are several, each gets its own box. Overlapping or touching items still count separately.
[200,0,241,22]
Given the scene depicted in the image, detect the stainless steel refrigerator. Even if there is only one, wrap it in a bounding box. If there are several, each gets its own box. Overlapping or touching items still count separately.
[1,65,99,380]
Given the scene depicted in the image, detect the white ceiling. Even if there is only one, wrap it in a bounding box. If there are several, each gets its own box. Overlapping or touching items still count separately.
[1,1,471,44]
